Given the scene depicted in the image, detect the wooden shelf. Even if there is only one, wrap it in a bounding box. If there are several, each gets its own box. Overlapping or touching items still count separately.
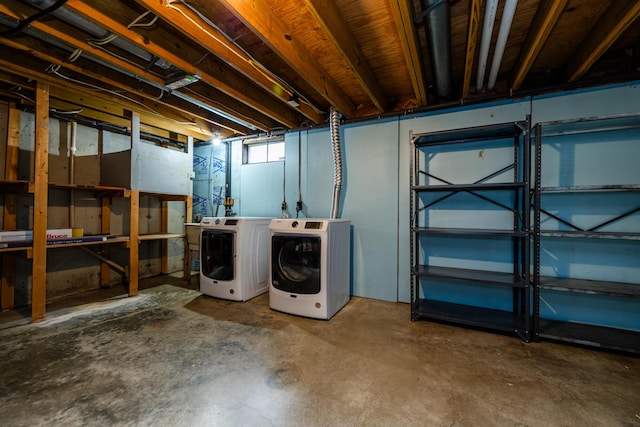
[138,233,186,241]
[0,179,34,193]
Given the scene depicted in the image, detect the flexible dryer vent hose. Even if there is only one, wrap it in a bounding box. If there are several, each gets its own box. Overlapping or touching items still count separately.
[330,106,343,219]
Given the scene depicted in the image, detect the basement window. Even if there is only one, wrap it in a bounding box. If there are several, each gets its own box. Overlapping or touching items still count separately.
[243,139,285,164]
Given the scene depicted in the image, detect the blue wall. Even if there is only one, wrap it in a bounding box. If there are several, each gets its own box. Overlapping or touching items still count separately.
[208,82,640,331]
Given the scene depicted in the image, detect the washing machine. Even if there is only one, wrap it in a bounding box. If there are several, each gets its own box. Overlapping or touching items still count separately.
[269,218,351,319]
[200,217,271,301]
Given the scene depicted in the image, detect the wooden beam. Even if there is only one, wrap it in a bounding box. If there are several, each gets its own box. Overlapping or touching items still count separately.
[463,0,483,99]
[65,0,302,128]
[511,0,568,91]
[390,0,428,107]
[183,195,192,283]
[128,111,141,296]
[32,81,50,322]
[1,108,21,310]
[0,62,221,140]
[100,196,112,288]
[0,35,250,136]
[161,201,169,274]
[50,98,213,141]
[217,0,356,117]
[134,0,324,125]
[128,190,139,296]
[566,0,640,82]
[0,0,165,86]
[302,0,387,113]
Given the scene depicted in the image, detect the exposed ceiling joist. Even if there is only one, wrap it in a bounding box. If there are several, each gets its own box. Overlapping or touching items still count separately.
[389,0,427,107]
[1,0,640,138]
[0,59,215,140]
[566,0,640,82]
[133,0,324,125]
[65,0,302,129]
[217,0,356,117]
[0,32,253,136]
[0,0,165,86]
[302,0,387,113]
[511,0,568,91]
[462,0,483,99]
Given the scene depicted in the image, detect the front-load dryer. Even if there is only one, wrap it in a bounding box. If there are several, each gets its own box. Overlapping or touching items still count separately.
[200,217,271,301]
[269,218,351,319]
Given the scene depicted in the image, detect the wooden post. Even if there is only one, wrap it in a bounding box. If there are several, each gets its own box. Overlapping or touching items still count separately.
[1,108,21,310]
[183,195,192,283]
[32,82,49,322]
[100,196,111,287]
[129,189,139,296]
[161,200,169,274]
[128,111,140,296]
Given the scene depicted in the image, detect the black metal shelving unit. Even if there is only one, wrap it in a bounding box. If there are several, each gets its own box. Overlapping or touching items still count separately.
[410,118,531,341]
[532,113,640,353]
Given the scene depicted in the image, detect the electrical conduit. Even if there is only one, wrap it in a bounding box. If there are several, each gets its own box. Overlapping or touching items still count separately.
[329,107,343,219]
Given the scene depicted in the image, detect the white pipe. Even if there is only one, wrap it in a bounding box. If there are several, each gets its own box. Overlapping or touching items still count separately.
[487,0,519,91]
[476,0,499,91]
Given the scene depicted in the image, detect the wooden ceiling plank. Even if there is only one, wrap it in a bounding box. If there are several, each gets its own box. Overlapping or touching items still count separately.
[50,98,211,141]
[389,0,427,107]
[216,0,356,117]
[302,0,387,113]
[65,0,300,128]
[133,0,324,124]
[462,0,483,99]
[511,0,568,91]
[566,0,640,83]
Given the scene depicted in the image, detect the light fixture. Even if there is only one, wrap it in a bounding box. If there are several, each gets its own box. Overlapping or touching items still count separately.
[287,94,300,107]
[165,72,201,90]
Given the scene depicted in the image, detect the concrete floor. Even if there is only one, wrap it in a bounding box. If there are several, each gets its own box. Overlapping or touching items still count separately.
[0,278,638,427]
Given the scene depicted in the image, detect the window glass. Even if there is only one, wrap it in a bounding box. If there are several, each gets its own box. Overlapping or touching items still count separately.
[247,143,268,163]
[268,141,285,162]
[244,139,285,164]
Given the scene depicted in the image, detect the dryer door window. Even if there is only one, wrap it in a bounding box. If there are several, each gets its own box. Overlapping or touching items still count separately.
[272,235,321,294]
[201,230,235,280]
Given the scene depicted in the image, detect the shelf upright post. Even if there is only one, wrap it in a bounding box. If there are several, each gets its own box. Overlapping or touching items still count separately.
[532,123,542,341]
[32,81,50,322]
[409,130,417,320]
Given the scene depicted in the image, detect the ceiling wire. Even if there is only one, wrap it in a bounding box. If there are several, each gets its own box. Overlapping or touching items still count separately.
[0,0,69,38]
[44,64,198,125]
[167,0,324,114]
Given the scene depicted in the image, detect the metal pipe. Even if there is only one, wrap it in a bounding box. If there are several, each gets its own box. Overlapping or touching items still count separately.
[476,0,499,91]
[329,107,343,219]
[420,0,453,99]
[488,0,519,91]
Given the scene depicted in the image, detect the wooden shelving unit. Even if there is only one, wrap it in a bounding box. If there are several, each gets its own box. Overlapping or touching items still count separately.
[1,94,192,321]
